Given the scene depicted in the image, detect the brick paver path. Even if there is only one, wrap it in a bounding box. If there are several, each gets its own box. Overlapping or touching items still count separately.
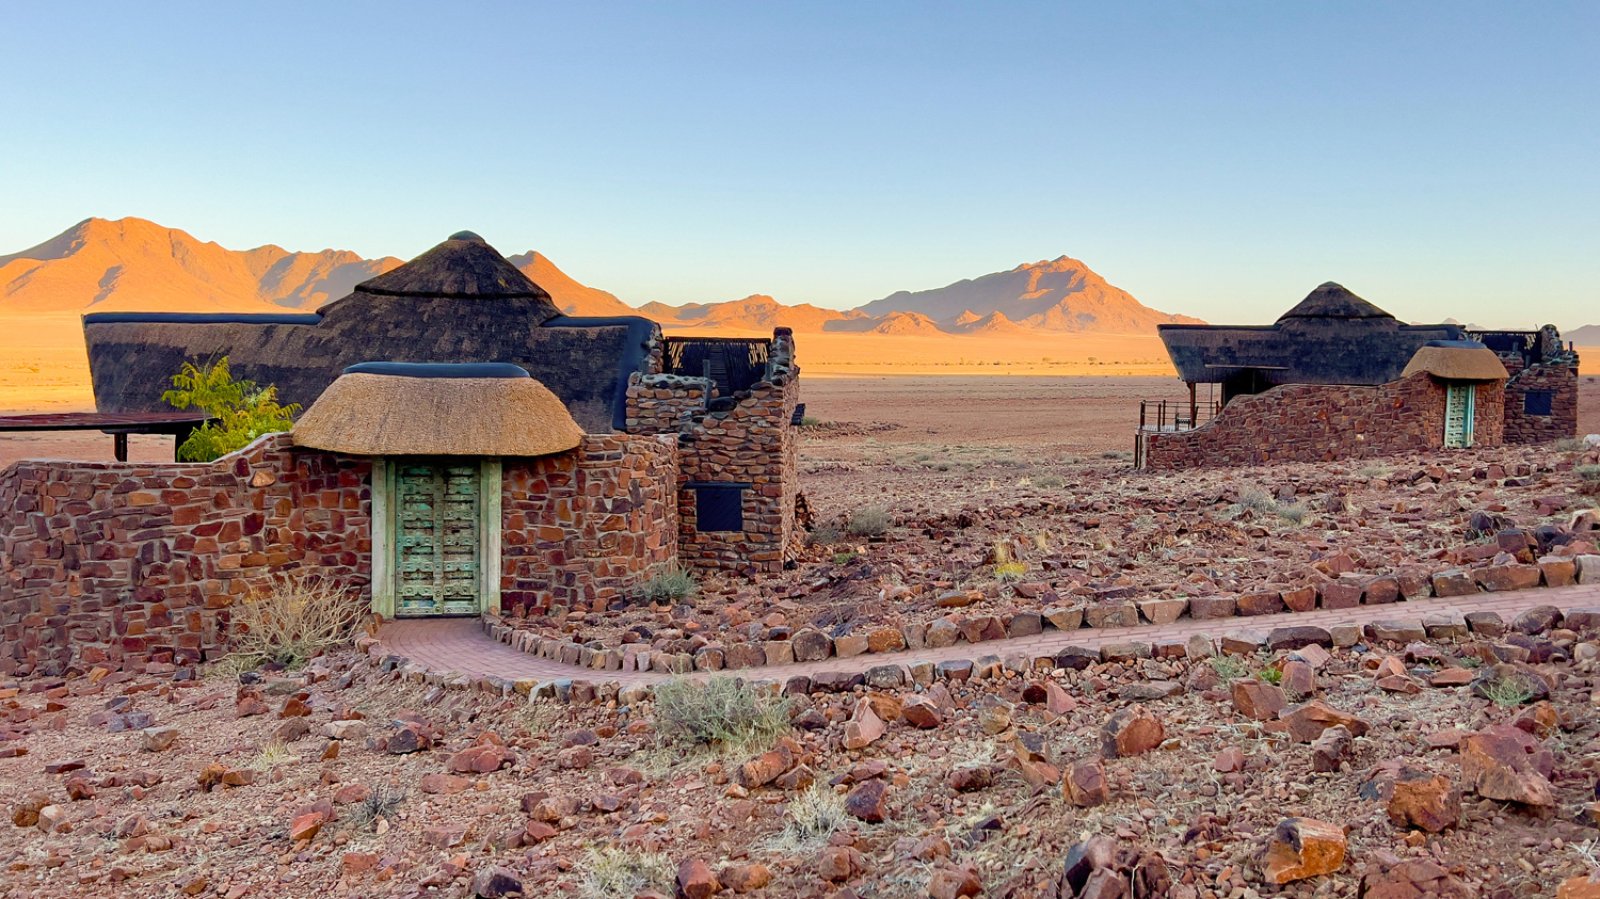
[378,582,1600,687]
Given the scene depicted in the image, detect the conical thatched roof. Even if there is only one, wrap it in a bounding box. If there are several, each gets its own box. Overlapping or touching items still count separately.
[356,231,558,308]
[292,362,584,456]
[1277,283,1394,322]
[1401,341,1510,382]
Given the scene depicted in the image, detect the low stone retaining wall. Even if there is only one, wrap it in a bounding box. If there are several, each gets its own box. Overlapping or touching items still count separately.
[482,554,1600,678]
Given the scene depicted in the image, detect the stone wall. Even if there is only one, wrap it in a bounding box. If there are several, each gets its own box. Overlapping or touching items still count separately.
[1500,357,1580,444]
[1142,374,1504,471]
[623,328,802,574]
[0,435,371,676]
[499,434,679,616]
[624,373,710,433]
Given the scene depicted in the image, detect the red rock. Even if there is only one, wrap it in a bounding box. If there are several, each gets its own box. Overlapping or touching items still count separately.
[333,783,371,804]
[900,695,943,729]
[289,811,325,843]
[1474,563,1541,592]
[420,773,473,794]
[522,820,558,843]
[1214,746,1246,773]
[927,865,983,899]
[1237,591,1284,616]
[11,793,48,827]
[448,744,515,774]
[423,824,468,848]
[1429,668,1475,687]
[1362,761,1460,833]
[1310,725,1353,773]
[1100,704,1164,757]
[1559,875,1600,898]
[1263,817,1347,884]
[675,859,722,899]
[64,777,94,801]
[1376,674,1421,694]
[1278,700,1370,743]
[278,696,311,718]
[842,699,886,750]
[472,866,523,898]
[1046,682,1078,716]
[818,846,867,882]
[141,727,180,752]
[1063,759,1109,807]
[947,765,993,792]
[737,746,795,789]
[719,862,772,893]
[342,852,379,875]
[1231,679,1286,721]
[1460,724,1556,807]
[845,779,888,822]
[235,697,270,718]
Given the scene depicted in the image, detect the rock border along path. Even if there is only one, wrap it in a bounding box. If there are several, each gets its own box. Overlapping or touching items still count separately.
[376,582,1600,690]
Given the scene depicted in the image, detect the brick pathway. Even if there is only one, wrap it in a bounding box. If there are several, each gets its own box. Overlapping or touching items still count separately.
[377,582,1600,687]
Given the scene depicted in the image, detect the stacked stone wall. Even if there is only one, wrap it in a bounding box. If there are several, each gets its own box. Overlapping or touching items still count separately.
[1500,357,1580,444]
[623,329,801,575]
[499,434,679,616]
[624,373,710,433]
[1143,374,1504,471]
[0,434,370,676]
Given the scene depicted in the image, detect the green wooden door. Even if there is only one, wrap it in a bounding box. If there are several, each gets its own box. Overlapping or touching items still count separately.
[1443,383,1475,449]
[393,461,482,616]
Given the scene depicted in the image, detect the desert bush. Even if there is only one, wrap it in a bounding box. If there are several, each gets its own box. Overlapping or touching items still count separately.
[164,356,300,462]
[1033,473,1065,489]
[1478,672,1536,708]
[1553,437,1589,453]
[228,573,364,670]
[638,566,696,604]
[808,522,843,546]
[846,505,891,537]
[798,416,825,428]
[1257,666,1283,685]
[1209,654,1250,683]
[1231,485,1308,526]
[768,783,850,851]
[345,785,406,831]
[250,740,296,770]
[994,561,1027,582]
[581,846,674,899]
[1577,464,1600,483]
[652,676,791,754]
[832,551,858,565]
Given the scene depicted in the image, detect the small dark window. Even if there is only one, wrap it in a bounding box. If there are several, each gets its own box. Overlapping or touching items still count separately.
[693,483,746,532]
[1524,390,1554,416]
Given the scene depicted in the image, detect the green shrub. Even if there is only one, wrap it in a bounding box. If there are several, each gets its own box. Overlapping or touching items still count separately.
[652,676,791,755]
[164,356,300,461]
[639,567,696,604]
[846,506,891,537]
[1033,473,1065,489]
[1209,654,1250,683]
[832,551,857,565]
[1258,667,1283,685]
[808,523,842,546]
[1577,464,1600,483]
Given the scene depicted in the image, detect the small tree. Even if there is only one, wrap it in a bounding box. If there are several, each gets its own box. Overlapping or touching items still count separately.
[163,356,300,462]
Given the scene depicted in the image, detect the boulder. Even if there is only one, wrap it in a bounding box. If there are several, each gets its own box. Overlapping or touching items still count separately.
[1262,817,1346,884]
[1101,705,1164,757]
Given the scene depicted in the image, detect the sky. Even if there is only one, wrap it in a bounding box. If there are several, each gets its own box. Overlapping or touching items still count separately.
[1,2,1596,327]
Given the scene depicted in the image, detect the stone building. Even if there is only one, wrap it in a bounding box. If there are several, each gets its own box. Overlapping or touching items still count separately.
[2,232,802,674]
[1137,283,1578,469]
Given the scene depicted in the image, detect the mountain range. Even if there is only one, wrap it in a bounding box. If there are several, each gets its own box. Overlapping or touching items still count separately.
[1,217,1202,335]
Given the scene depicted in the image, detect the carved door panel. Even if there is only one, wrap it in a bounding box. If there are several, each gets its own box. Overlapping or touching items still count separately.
[1443,384,1474,449]
[393,461,482,616]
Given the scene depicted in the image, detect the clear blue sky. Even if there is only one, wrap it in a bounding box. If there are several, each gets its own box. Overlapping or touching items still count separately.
[2,1,1595,326]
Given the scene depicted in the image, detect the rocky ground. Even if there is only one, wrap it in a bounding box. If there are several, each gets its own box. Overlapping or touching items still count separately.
[3,605,1600,897]
[526,437,1600,666]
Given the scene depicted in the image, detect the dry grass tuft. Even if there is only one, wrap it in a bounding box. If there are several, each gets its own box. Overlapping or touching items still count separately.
[581,845,674,899]
[653,676,791,756]
[227,573,365,670]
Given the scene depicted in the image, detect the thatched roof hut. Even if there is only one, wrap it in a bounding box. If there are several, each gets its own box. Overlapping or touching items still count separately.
[1158,283,1465,402]
[83,231,658,432]
[292,362,584,456]
[1400,341,1510,382]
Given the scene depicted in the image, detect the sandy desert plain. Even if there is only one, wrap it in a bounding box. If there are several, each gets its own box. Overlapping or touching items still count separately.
[7,317,1600,898]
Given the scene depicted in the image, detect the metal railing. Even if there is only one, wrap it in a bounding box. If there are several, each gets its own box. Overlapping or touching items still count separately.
[1134,398,1221,469]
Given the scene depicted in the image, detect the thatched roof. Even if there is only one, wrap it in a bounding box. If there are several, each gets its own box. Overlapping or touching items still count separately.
[292,362,585,456]
[83,231,661,432]
[354,231,558,310]
[1401,341,1510,382]
[1158,282,1464,389]
[1277,283,1394,322]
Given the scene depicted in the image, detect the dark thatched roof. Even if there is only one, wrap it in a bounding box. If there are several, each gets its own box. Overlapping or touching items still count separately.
[1158,283,1465,389]
[1277,282,1394,322]
[352,232,558,315]
[83,232,658,433]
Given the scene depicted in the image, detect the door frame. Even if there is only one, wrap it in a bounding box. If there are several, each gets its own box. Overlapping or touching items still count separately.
[371,457,502,619]
[1443,383,1476,449]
